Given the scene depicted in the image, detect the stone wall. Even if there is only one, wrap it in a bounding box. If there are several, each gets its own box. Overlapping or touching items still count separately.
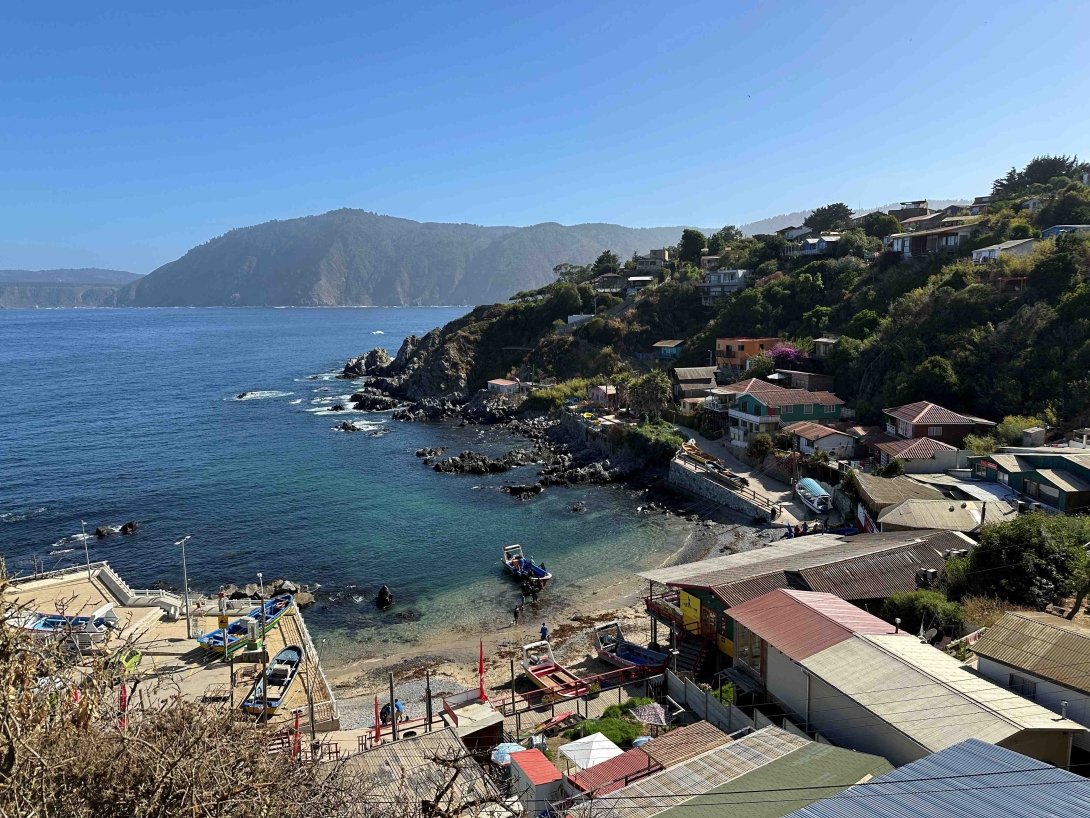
[667,458,772,520]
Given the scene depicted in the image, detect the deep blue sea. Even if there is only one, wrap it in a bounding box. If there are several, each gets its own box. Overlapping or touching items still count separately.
[0,308,682,659]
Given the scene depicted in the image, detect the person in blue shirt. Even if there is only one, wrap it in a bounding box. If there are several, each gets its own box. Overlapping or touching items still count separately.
[394,699,405,722]
[540,622,549,641]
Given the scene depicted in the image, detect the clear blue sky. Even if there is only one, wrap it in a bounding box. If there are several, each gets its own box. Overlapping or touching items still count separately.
[2,0,1087,273]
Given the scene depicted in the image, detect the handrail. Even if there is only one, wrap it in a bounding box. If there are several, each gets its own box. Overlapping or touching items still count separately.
[676,455,778,512]
[288,607,338,723]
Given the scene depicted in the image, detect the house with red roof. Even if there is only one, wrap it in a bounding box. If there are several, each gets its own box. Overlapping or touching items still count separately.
[881,401,994,447]
[510,748,562,816]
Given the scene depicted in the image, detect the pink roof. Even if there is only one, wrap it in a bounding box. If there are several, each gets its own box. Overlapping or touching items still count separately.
[884,401,975,426]
[567,748,661,795]
[489,379,518,386]
[512,749,562,786]
[875,436,957,460]
[752,389,843,407]
[726,589,908,661]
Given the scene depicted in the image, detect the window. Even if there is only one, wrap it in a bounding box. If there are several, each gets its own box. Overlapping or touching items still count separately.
[824,404,835,414]
[738,344,745,352]
[928,426,943,436]
[998,471,1009,486]
[804,404,814,415]
[1009,674,1037,700]
[1025,480,1059,507]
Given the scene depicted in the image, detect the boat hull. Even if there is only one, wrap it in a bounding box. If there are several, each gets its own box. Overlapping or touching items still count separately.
[197,595,294,654]
[241,645,303,717]
[594,642,668,671]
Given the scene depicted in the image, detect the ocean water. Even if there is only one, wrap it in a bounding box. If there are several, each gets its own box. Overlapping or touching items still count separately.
[0,308,683,659]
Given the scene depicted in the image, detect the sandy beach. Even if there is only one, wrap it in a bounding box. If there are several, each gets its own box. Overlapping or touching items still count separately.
[326,506,783,729]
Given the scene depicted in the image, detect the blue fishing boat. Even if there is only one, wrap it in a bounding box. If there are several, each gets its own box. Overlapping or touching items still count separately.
[593,622,668,670]
[196,594,293,655]
[501,544,552,585]
[795,477,833,514]
[10,603,120,649]
[241,645,303,717]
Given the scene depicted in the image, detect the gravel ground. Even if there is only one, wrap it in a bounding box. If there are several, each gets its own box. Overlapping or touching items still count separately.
[336,675,469,730]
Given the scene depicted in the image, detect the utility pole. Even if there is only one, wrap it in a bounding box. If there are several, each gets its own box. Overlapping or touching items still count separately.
[260,593,269,719]
[80,520,92,581]
[175,536,192,638]
[389,672,399,742]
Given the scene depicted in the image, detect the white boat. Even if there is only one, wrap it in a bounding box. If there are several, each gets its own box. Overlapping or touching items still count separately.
[521,641,587,697]
[501,544,552,585]
[8,602,120,651]
[242,645,303,717]
[593,622,667,670]
[795,478,833,514]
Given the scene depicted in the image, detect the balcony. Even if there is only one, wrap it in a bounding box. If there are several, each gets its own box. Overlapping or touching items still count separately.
[728,408,775,426]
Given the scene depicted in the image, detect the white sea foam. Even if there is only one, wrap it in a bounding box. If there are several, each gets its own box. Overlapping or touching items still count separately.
[371,330,384,335]
[50,548,75,555]
[1,507,47,523]
[230,390,295,401]
[289,399,303,405]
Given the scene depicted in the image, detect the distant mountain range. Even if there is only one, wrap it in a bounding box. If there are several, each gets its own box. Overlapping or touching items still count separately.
[4,198,975,308]
[109,210,695,307]
[0,268,140,285]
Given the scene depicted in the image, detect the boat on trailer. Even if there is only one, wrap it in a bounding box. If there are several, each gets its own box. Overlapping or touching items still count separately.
[196,594,293,655]
[241,645,303,717]
[501,544,552,585]
[521,641,588,697]
[795,477,833,514]
[592,622,668,670]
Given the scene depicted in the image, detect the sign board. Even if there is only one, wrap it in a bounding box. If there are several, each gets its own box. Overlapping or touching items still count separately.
[218,615,230,631]
[236,649,269,664]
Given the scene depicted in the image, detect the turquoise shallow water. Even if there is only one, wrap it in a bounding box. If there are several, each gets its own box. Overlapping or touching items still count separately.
[0,308,682,658]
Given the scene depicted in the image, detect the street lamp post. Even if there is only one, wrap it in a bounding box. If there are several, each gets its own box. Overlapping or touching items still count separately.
[175,536,192,638]
[80,520,92,581]
[257,571,264,599]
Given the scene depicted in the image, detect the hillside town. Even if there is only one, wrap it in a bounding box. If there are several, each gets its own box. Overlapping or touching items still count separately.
[10,157,1090,817]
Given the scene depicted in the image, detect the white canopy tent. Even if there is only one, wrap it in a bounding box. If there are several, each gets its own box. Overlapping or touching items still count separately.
[558,732,623,772]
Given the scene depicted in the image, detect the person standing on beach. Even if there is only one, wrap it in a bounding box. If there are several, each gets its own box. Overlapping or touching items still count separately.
[513,605,521,626]
[540,622,549,642]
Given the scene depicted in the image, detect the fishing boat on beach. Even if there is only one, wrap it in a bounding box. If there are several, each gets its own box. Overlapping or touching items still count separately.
[592,622,668,670]
[8,602,120,650]
[501,544,552,585]
[196,594,293,655]
[795,477,833,514]
[521,640,588,697]
[241,645,303,717]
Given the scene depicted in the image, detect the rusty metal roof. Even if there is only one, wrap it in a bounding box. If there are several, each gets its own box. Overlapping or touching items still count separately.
[639,721,732,768]
[567,747,661,795]
[853,473,944,511]
[792,538,956,600]
[727,590,909,661]
[972,611,1090,693]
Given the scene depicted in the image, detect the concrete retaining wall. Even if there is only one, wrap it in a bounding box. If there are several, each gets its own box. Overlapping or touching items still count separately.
[668,458,771,519]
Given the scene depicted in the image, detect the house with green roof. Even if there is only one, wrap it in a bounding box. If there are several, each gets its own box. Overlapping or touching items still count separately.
[968,449,1090,513]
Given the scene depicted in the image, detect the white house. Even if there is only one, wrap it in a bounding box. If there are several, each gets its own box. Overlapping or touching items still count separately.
[781,420,855,456]
[510,749,562,816]
[694,269,750,306]
[972,237,1039,264]
[1023,197,1045,213]
[626,276,655,296]
[972,611,1090,754]
[487,379,520,395]
[727,589,1084,769]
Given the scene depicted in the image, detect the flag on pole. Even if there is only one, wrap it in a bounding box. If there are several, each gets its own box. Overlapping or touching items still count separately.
[478,639,486,701]
[119,683,128,729]
[374,695,381,744]
[293,710,301,757]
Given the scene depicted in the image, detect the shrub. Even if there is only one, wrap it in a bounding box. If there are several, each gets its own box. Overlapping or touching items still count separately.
[747,433,773,460]
[881,590,965,637]
[878,457,904,477]
[564,717,643,745]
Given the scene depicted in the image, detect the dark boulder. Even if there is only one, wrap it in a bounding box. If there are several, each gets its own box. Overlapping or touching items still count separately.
[329,404,346,412]
[502,484,544,499]
[376,585,394,609]
[120,521,138,534]
[95,525,113,538]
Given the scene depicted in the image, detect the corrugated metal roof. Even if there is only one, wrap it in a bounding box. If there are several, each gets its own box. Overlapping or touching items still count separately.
[876,500,983,532]
[637,538,839,585]
[793,537,962,599]
[673,367,718,382]
[1036,468,1090,492]
[972,611,1090,693]
[717,573,794,607]
[752,389,844,407]
[727,590,908,661]
[639,721,732,768]
[783,421,848,441]
[883,401,977,425]
[786,738,1090,818]
[567,747,660,795]
[800,635,1083,754]
[567,727,808,818]
[874,437,957,460]
[853,474,944,511]
[653,742,892,818]
[348,728,500,807]
[652,340,685,348]
[986,453,1035,472]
